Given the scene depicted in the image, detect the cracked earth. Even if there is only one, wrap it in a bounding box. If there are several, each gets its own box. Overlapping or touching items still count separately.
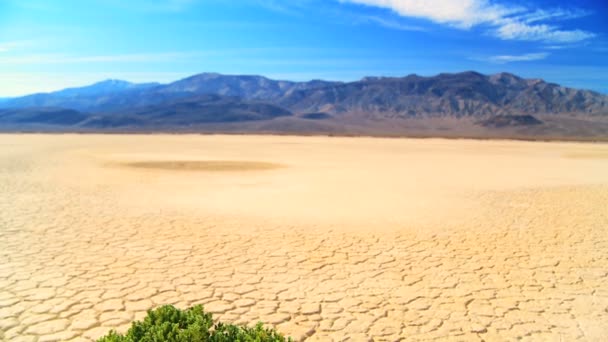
[1,134,607,341]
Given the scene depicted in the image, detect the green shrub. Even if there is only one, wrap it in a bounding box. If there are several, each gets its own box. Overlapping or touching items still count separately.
[97,305,291,342]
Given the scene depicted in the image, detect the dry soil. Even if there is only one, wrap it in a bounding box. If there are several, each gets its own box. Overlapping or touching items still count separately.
[1,134,607,341]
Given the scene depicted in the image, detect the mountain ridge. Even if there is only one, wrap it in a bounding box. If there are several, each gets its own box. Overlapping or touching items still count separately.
[279,71,608,117]
[0,71,607,140]
[2,71,606,116]
[2,80,160,111]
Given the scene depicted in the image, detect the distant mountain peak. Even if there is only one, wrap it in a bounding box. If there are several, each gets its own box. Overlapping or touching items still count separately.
[492,71,519,78]
[436,71,484,78]
[361,76,385,82]
[95,79,133,86]
[188,72,222,79]
[56,79,159,94]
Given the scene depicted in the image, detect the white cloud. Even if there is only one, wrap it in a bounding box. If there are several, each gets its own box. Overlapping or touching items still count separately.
[340,0,595,43]
[341,0,517,28]
[482,52,550,64]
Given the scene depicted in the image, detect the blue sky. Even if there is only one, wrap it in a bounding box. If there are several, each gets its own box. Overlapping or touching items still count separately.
[0,0,606,96]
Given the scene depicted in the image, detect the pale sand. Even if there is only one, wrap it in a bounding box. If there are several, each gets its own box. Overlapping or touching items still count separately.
[1,134,608,341]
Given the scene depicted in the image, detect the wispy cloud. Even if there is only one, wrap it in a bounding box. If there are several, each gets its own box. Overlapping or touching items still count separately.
[495,22,594,43]
[517,8,591,24]
[340,0,595,43]
[254,1,426,32]
[148,0,198,12]
[0,41,35,53]
[99,0,199,12]
[9,0,199,12]
[0,47,360,65]
[0,51,207,65]
[477,52,550,64]
[253,0,302,15]
[0,44,14,53]
[363,16,426,31]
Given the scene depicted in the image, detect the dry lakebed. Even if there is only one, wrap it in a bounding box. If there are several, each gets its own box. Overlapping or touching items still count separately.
[1,134,607,341]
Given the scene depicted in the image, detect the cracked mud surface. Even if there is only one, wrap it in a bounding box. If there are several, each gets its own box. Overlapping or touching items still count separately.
[1,134,607,341]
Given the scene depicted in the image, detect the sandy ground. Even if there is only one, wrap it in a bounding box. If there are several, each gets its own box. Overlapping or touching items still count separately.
[1,134,608,342]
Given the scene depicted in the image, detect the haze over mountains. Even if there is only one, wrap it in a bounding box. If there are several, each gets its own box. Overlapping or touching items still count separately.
[1,71,607,140]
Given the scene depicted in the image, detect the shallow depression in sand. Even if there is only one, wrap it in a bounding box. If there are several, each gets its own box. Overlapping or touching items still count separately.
[120,160,284,172]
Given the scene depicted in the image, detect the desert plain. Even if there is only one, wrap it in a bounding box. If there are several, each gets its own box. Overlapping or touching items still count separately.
[1,134,608,341]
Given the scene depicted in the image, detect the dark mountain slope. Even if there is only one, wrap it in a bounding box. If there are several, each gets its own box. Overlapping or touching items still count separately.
[477,114,543,128]
[0,94,292,129]
[0,108,89,125]
[80,94,292,128]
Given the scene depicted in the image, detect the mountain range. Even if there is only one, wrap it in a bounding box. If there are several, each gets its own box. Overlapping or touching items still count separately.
[1,71,607,140]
